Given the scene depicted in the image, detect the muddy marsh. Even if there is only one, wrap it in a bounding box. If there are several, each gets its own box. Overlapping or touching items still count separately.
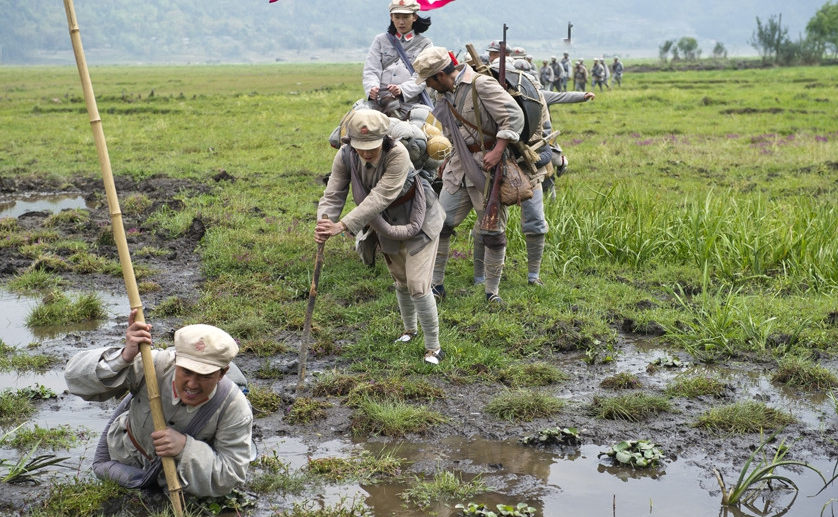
[1,63,838,516]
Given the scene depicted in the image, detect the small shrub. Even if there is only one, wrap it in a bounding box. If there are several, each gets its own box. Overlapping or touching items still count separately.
[485,389,564,422]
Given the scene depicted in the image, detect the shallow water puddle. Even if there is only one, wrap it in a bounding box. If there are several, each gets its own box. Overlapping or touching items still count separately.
[3,309,836,517]
[0,287,129,465]
[0,193,90,220]
[253,436,835,517]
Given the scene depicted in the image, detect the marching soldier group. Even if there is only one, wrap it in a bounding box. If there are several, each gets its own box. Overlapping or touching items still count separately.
[60,0,617,503]
[316,0,607,365]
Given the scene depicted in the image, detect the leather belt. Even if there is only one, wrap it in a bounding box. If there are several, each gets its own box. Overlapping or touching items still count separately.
[126,423,153,461]
[389,181,416,208]
[466,139,496,153]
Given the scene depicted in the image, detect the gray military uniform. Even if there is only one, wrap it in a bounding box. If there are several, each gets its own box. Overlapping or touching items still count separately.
[65,347,253,498]
[363,31,432,103]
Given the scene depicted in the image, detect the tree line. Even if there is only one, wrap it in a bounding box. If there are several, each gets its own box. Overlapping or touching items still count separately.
[659,1,838,65]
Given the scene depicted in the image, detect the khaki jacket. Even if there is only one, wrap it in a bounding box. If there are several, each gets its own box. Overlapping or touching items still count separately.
[65,347,253,498]
[440,64,525,194]
[318,142,444,255]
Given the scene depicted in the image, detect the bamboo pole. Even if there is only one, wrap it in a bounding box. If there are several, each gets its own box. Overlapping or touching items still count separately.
[61,1,185,514]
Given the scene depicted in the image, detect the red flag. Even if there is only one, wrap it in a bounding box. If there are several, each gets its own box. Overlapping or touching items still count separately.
[417,0,456,10]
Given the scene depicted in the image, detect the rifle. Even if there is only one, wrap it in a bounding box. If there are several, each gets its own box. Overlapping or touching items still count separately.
[479,24,508,232]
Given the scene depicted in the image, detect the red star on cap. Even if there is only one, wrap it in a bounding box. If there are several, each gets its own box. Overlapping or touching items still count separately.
[195,339,206,352]
[361,127,369,134]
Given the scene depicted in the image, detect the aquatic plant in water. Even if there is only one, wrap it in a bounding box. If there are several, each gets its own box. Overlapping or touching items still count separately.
[713,429,825,506]
[598,440,664,468]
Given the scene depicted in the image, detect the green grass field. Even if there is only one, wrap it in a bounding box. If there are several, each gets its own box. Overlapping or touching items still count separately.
[2,62,838,371]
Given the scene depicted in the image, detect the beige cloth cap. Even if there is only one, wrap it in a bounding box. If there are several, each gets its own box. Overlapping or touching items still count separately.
[389,0,419,14]
[174,324,238,374]
[413,46,452,83]
[347,109,390,150]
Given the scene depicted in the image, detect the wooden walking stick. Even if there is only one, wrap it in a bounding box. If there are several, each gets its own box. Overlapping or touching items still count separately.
[296,215,328,396]
[61,2,186,515]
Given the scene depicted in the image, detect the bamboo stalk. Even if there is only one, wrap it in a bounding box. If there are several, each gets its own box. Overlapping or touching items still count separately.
[61,2,185,514]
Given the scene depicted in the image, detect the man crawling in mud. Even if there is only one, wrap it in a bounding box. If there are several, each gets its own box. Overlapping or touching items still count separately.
[64,309,253,497]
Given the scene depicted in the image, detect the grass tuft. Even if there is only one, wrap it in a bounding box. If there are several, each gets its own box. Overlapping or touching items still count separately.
[351,398,447,436]
[600,372,643,390]
[400,470,490,510]
[285,397,332,424]
[694,400,795,433]
[665,375,726,398]
[485,389,565,422]
[307,448,404,482]
[26,291,106,327]
[771,355,838,391]
[589,392,672,421]
[6,270,64,292]
[346,377,445,407]
[497,361,568,387]
[248,451,313,495]
[247,385,284,416]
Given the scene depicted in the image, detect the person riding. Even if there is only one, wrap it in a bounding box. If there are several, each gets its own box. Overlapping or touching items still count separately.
[363,0,433,113]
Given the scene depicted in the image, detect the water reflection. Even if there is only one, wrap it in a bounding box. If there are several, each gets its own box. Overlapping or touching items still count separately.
[0,193,92,219]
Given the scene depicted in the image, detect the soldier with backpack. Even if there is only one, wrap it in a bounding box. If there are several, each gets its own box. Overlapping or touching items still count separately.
[316,109,446,364]
[414,45,525,305]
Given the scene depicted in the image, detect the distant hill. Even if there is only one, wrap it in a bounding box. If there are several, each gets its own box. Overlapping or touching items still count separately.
[0,0,825,65]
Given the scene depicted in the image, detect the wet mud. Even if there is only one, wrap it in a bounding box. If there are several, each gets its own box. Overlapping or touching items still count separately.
[1,176,837,516]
